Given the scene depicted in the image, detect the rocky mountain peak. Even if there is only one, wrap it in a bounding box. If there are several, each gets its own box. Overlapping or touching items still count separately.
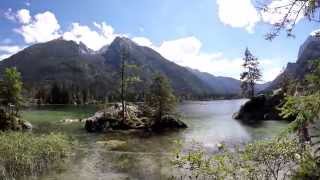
[297,33,320,64]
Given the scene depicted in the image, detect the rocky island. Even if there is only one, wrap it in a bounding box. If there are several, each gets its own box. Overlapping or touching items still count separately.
[84,103,187,132]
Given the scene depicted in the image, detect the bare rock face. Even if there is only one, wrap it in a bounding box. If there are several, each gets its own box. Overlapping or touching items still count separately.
[84,103,187,133]
[266,33,320,92]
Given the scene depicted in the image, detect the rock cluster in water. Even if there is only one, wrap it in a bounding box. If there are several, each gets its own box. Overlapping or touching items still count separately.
[0,107,32,131]
[84,103,187,132]
[233,90,293,123]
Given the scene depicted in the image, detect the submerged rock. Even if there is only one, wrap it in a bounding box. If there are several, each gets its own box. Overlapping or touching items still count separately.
[21,121,33,130]
[151,115,188,130]
[233,89,290,123]
[84,103,187,133]
[97,140,128,151]
[61,118,80,123]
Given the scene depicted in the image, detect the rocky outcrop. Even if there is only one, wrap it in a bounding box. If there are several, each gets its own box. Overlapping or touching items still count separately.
[84,103,187,133]
[151,115,188,130]
[266,32,320,92]
[0,107,32,131]
[233,90,291,123]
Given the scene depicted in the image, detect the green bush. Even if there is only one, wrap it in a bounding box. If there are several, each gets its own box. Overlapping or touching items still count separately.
[0,132,72,179]
[172,138,307,180]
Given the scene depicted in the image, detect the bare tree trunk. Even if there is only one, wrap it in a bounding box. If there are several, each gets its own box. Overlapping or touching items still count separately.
[121,49,126,121]
[299,123,311,146]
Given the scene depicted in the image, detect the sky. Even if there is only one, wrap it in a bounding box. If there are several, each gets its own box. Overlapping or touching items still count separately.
[0,0,319,82]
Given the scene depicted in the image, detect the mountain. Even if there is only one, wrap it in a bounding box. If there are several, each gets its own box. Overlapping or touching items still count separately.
[0,39,113,102]
[265,33,320,91]
[189,68,271,96]
[102,37,214,97]
[0,37,217,102]
[0,37,259,102]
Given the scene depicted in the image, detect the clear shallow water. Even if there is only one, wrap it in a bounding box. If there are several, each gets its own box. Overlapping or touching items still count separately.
[21,100,289,180]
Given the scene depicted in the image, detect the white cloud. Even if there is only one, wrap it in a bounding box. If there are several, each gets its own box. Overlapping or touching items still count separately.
[63,22,120,51]
[216,0,260,33]
[133,35,281,81]
[0,45,21,54]
[5,9,283,81]
[0,45,23,60]
[261,0,305,26]
[132,37,153,47]
[0,54,12,60]
[263,67,282,82]
[261,0,304,24]
[16,9,31,24]
[15,10,61,43]
[158,37,202,63]
[4,8,16,21]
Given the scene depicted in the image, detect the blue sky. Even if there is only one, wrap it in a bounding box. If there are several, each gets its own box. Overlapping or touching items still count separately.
[0,0,319,81]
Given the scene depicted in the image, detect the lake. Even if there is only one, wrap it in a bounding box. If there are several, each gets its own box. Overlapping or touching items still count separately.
[22,99,288,180]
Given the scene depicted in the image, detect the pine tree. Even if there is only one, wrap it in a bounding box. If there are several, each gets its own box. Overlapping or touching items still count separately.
[240,48,262,98]
[145,74,177,121]
[0,67,23,112]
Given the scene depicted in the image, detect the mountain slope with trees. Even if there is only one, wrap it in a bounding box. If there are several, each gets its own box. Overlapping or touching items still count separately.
[0,37,255,103]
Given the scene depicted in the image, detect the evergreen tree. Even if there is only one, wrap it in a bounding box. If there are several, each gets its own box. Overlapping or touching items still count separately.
[145,74,177,121]
[240,48,262,98]
[0,67,23,111]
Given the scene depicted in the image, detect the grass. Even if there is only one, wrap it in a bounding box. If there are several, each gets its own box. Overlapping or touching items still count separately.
[0,132,72,179]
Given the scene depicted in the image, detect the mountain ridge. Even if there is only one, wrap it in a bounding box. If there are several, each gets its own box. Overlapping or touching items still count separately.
[0,37,251,102]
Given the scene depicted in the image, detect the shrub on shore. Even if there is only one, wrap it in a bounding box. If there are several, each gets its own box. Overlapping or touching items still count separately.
[172,137,318,179]
[0,132,72,179]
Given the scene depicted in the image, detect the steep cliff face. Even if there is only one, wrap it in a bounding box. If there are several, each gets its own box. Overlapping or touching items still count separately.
[266,33,320,91]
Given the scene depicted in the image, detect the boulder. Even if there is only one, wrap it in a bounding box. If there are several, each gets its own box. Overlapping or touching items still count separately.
[151,115,188,130]
[233,90,288,123]
[21,121,33,130]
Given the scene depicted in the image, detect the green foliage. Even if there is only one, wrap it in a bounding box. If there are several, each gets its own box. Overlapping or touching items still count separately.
[0,68,26,130]
[240,48,262,98]
[281,93,320,132]
[280,59,320,143]
[0,67,23,108]
[292,145,320,180]
[145,74,177,120]
[261,0,320,40]
[0,132,72,179]
[305,59,320,93]
[172,138,305,180]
